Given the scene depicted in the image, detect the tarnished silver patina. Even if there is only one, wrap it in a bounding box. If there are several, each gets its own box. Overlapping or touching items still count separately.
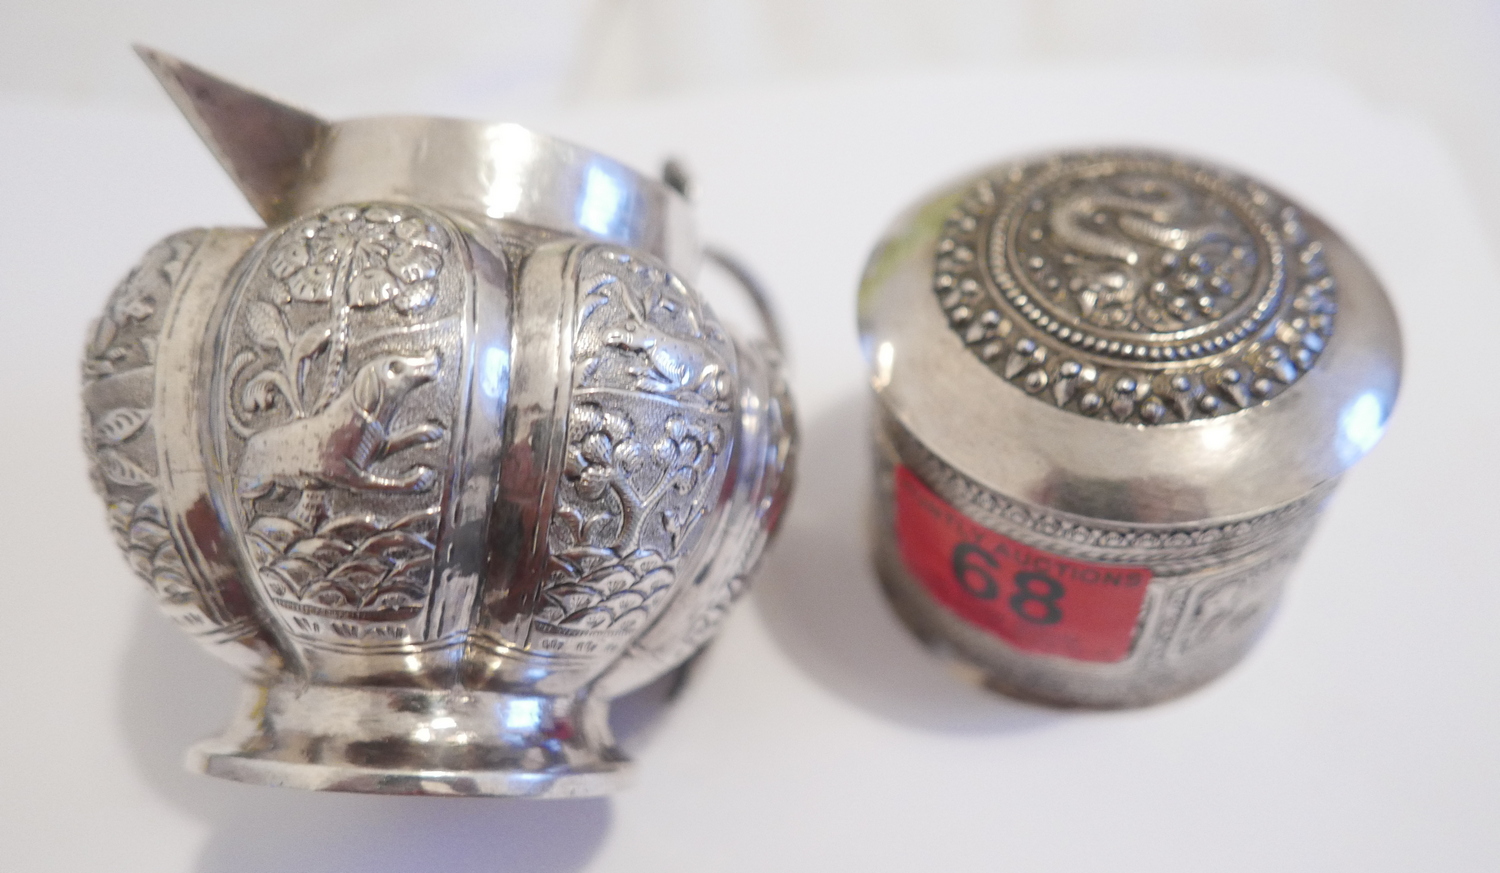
[81,49,793,796]
[860,149,1400,708]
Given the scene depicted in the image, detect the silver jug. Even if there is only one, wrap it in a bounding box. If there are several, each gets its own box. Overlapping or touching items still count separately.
[81,49,794,796]
[860,148,1400,707]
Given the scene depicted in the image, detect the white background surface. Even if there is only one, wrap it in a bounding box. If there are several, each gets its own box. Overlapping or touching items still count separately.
[7,0,1500,258]
[2,5,1500,872]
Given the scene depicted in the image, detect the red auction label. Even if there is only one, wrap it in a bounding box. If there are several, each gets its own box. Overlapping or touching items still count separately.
[894,465,1151,663]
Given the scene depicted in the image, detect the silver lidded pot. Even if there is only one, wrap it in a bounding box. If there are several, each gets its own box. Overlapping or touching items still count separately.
[81,49,794,796]
[859,148,1400,708]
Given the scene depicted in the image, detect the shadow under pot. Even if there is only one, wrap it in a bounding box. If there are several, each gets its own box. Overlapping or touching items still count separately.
[858,148,1401,708]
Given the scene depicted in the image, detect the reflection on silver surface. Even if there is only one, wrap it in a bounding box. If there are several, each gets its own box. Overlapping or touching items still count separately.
[80,48,794,796]
[860,148,1401,707]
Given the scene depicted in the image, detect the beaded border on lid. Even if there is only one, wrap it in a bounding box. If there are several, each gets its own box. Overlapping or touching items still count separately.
[933,150,1337,425]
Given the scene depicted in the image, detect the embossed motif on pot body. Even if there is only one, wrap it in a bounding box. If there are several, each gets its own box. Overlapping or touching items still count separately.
[676,358,795,655]
[535,247,737,657]
[934,152,1338,423]
[213,204,465,646]
[82,230,222,630]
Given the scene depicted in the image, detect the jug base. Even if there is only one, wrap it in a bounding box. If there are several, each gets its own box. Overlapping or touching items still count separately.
[185,681,631,797]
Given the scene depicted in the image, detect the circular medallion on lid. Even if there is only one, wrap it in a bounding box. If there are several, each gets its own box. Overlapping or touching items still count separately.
[933,150,1337,424]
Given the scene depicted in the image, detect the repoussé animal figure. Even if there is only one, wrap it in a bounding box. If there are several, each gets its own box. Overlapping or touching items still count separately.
[603,318,728,405]
[237,350,444,499]
[581,273,729,406]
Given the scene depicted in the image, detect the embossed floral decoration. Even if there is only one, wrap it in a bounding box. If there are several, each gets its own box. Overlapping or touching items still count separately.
[269,205,446,314]
[242,205,450,417]
[540,402,724,632]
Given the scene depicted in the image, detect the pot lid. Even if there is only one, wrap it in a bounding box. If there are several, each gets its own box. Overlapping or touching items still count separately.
[859,149,1402,523]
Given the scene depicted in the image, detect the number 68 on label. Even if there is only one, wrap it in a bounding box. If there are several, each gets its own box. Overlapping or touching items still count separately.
[894,466,1152,663]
